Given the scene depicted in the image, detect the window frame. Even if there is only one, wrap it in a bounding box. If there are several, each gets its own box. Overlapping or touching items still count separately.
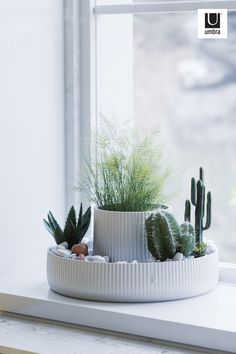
[67,0,236,271]
[64,0,97,210]
[95,0,236,15]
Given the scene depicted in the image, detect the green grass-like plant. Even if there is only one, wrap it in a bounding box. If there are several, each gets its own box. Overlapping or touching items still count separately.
[82,123,171,212]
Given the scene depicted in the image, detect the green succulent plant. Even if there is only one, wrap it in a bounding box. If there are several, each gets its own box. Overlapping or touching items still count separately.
[43,204,91,249]
[193,242,208,258]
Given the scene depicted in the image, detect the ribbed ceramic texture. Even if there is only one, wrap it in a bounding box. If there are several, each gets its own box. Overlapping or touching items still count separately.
[93,208,152,262]
[47,249,219,302]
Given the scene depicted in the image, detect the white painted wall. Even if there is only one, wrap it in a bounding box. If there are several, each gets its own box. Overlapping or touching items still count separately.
[0,0,65,275]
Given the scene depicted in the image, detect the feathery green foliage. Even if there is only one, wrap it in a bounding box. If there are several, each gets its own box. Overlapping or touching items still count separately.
[43,204,91,249]
[83,123,171,211]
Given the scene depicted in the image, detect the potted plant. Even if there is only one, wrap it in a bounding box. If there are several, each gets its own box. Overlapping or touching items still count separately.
[45,167,218,302]
[84,125,171,262]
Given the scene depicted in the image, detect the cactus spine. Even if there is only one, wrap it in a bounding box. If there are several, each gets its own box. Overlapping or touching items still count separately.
[186,167,211,245]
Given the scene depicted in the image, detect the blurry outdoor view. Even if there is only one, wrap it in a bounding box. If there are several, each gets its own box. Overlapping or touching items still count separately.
[134,12,236,262]
[97,8,236,262]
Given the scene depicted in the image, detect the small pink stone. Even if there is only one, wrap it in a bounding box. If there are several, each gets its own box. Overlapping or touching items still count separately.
[77,254,85,260]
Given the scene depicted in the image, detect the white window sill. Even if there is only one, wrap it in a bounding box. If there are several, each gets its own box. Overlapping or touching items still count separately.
[0,269,235,353]
[0,313,205,354]
[1,314,221,354]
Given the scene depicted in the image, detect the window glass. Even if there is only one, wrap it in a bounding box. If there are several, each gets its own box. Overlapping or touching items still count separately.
[97,11,236,262]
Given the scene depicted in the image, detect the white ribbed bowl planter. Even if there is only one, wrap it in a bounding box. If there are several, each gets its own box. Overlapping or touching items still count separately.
[47,248,219,302]
[93,208,160,262]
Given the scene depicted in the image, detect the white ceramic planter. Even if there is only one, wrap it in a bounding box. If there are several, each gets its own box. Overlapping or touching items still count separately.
[47,248,219,302]
[93,208,155,262]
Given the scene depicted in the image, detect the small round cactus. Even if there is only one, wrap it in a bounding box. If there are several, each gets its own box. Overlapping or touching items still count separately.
[178,222,195,257]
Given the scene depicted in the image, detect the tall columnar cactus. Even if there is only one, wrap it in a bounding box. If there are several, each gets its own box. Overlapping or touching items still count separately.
[184,200,191,222]
[145,210,180,261]
[185,167,211,245]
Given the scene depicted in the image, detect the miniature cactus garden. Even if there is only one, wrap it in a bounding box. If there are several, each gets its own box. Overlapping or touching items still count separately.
[46,166,218,302]
[45,122,218,301]
[46,167,216,265]
[145,167,214,262]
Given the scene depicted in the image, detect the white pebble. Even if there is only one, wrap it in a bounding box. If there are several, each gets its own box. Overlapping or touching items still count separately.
[56,244,65,250]
[77,254,85,260]
[88,248,93,256]
[50,247,58,255]
[206,240,217,254]
[56,249,72,257]
[87,240,93,249]
[93,255,107,263]
[82,236,90,245]
[116,261,127,264]
[70,254,77,259]
[186,255,194,259]
[84,255,94,262]
[58,242,68,249]
[131,260,138,264]
[84,255,107,263]
[173,252,184,261]
[103,256,110,262]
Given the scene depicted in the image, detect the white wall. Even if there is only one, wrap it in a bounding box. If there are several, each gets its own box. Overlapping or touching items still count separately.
[0,0,65,275]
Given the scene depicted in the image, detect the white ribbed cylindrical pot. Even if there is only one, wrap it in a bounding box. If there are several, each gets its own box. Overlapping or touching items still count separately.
[47,248,219,302]
[93,208,154,262]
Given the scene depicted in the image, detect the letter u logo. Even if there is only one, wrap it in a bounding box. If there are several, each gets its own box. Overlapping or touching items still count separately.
[205,13,221,28]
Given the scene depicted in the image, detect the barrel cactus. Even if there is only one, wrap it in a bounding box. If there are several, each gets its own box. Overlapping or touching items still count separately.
[145,210,180,261]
